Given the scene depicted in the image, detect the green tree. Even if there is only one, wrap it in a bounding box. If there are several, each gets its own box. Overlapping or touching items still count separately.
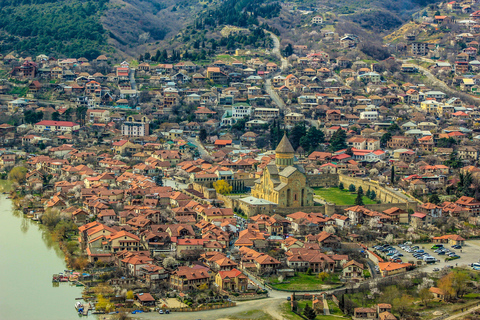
[52,111,60,121]
[329,129,347,151]
[444,151,461,169]
[437,137,456,148]
[390,166,395,185]
[393,294,413,318]
[380,132,392,148]
[358,186,364,197]
[284,43,293,57]
[458,172,474,197]
[349,184,356,192]
[232,118,248,132]
[199,128,207,142]
[24,110,43,124]
[429,194,440,204]
[338,182,344,190]
[419,287,433,307]
[451,271,469,298]
[289,123,307,150]
[369,190,376,200]
[303,302,317,320]
[301,126,325,153]
[355,189,364,206]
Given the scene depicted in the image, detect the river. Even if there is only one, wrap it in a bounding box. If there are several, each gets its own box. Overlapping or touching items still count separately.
[0,196,84,320]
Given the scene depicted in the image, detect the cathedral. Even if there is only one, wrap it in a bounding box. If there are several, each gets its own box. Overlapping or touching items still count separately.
[251,134,314,208]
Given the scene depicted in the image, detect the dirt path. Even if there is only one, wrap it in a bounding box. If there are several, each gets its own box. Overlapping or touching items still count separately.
[442,303,480,320]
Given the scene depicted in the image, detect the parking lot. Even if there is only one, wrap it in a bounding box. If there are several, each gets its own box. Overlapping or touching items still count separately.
[372,240,480,273]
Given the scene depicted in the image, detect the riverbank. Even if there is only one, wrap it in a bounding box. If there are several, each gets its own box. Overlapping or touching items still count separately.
[0,195,84,320]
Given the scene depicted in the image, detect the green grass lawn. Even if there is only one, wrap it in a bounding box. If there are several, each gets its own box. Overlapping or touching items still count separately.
[268,273,340,291]
[313,188,377,206]
[327,300,344,316]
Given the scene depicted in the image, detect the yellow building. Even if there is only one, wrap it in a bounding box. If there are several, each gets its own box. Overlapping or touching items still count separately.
[251,134,314,208]
[420,100,442,114]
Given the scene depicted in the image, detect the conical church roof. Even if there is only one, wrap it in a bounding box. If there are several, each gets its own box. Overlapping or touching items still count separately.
[275,133,295,153]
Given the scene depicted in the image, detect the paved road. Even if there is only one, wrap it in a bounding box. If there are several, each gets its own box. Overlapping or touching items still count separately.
[265,78,288,111]
[187,137,208,157]
[364,259,378,279]
[401,59,480,102]
[264,31,290,113]
[267,31,288,71]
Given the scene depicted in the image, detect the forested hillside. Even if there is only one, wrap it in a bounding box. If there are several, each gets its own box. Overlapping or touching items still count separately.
[0,0,443,59]
[0,0,109,59]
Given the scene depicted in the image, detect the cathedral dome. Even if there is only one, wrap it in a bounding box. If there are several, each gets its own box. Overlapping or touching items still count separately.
[275,133,294,168]
[275,133,295,154]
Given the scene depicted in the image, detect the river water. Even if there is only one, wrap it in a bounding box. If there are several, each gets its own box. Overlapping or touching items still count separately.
[0,196,84,320]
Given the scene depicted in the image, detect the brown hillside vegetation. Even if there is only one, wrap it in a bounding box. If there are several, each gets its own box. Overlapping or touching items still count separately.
[103,0,207,57]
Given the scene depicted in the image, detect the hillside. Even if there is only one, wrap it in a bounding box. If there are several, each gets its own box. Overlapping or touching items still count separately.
[0,0,109,59]
[0,0,442,60]
[0,0,206,59]
[102,0,207,58]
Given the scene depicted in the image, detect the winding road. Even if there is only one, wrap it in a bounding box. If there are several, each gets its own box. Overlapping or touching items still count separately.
[267,31,288,71]
[265,31,289,112]
[401,59,480,103]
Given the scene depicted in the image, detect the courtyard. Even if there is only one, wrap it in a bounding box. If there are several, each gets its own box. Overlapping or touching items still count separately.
[313,188,377,206]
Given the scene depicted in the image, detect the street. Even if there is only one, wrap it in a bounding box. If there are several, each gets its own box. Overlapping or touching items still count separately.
[267,31,288,71]
[265,78,287,111]
[187,137,209,157]
[401,59,480,103]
